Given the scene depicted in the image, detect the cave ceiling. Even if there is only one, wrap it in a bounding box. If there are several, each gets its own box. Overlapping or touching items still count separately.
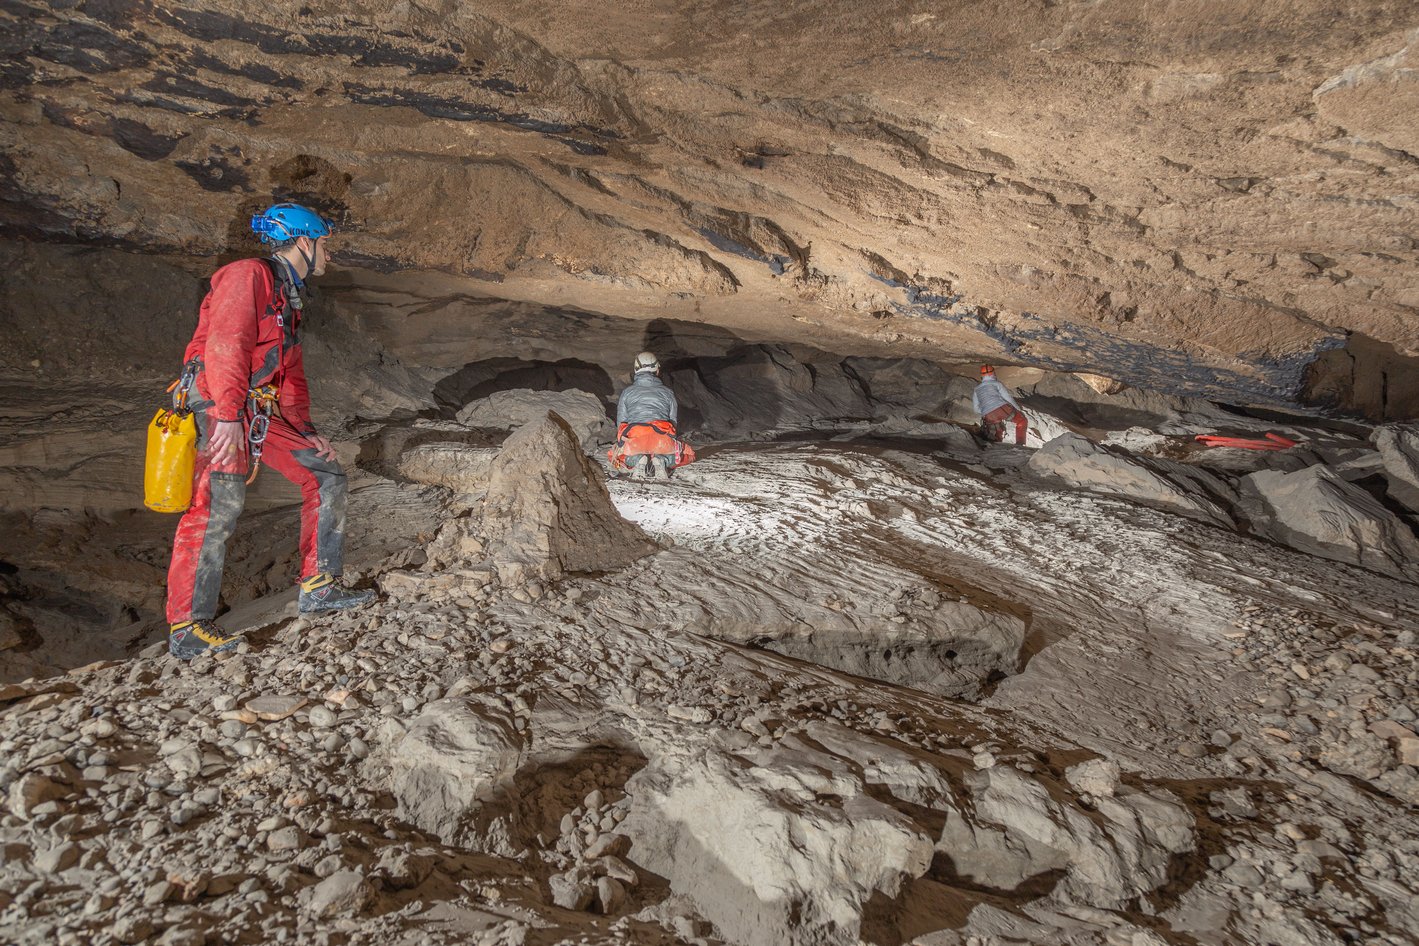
[2,0,1418,410]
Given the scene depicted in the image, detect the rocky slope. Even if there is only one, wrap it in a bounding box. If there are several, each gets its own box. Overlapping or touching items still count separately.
[3,2,1418,415]
[2,401,1418,945]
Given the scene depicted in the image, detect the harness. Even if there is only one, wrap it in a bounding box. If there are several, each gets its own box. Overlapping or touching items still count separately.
[616,420,677,442]
[166,258,303,484]
[610,419,694,471]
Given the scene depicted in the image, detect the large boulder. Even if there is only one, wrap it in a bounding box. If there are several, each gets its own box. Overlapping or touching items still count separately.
[619,738,935,946]
[1028,433,1235,526]
[1022,410,1072,449]
[939,765,1195,909]
[387,696,526,853]
[618,725,1194,946]
[666,345,875,436]
[396,443,498,493]
[1374,424,1419,514]
[481,412,659,583]
[1244,465,1419,579]
[457,389,611,448]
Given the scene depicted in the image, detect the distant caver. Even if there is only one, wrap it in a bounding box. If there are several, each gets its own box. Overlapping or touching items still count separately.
[973,365,1029,445]
[607,351,696,480]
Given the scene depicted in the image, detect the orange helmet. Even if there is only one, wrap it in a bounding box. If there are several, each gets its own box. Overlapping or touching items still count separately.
[980,364,995,376]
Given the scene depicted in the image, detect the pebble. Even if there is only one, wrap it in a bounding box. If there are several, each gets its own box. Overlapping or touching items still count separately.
[1223,863,1264,887]
[7,773,64,818]
[83,892,114,915]
[549,871,594,910]
[595,875,625,914]
[308,705,338,728]
[315,854,343,879]
[113,917,154,944]
[306,870,374,918]
[34,842,80,873]
[246,695,308,721]
[666,704,711,723]
[220,709,259,724]
[267,825,306,852]
[1065,758,1120,797]
[142,880,173,906]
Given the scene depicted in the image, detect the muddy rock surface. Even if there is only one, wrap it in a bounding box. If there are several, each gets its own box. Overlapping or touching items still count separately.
[3,418,1419,946]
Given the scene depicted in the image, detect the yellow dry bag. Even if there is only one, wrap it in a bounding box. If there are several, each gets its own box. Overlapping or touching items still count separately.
[144,409,197,513]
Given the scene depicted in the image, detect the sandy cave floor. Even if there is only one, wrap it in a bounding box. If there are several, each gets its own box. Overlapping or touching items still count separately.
[1,435,1418,945]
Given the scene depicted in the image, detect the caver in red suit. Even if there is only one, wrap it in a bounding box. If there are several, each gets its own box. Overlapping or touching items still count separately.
[164,203,373,661]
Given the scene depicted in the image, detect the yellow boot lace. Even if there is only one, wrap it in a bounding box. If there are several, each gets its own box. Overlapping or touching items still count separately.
[170,620,236,645]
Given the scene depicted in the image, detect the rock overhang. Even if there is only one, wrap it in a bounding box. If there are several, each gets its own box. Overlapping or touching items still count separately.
[2,0,1417,416]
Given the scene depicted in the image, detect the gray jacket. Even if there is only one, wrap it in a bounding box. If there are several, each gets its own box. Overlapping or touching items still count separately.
[617,373,678,427]
[972,377,1021,417]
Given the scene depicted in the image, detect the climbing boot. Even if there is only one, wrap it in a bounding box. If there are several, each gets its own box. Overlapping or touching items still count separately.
[629,455,650,481]
[168,621,241,660]
[299,574,376,613]
[651,455,672,481]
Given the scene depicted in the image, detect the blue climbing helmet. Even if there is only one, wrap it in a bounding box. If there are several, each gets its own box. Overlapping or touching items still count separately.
[250,203,333,246]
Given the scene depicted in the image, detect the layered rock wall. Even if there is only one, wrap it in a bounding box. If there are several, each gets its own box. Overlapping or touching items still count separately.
[3,1,1418,414]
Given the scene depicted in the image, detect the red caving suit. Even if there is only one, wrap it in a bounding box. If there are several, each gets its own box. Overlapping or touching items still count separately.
[165,259,348,624]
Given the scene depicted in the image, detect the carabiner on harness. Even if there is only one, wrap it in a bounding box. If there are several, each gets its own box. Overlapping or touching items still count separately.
[244,385,280,485]
[165,359,201,416]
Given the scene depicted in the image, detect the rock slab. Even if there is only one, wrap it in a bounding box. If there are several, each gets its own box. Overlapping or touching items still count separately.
[481,411,659,584]
[1374,424,1419,513]
[457,389,610,448]
[1029,432,1234,526]
[1245,464,1419,579]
